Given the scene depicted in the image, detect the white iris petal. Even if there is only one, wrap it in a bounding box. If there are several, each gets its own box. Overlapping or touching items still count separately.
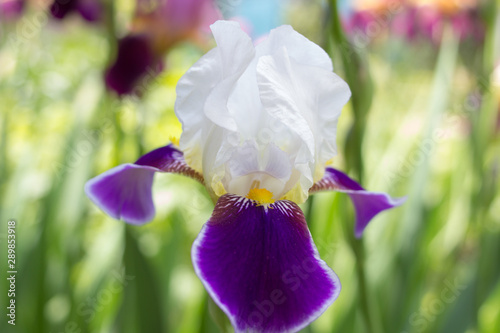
[223,142,293,199]
[175,20,351,203]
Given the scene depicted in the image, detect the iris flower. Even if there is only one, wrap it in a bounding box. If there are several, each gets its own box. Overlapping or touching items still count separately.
[86,21,405,332]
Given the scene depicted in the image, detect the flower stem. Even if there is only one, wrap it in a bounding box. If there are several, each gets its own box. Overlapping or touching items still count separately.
[470,2,500,327]
[305,195,315,229]
[328,2,376,332]
[339,197,376,333]
[351,237,374,333]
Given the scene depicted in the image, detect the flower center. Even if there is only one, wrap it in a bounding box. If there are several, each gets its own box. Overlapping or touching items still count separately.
[246,188,275,206]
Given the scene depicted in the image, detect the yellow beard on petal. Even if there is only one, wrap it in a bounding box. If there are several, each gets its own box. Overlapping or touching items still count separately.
[169,136,180,147]
[246,188,275,206]
[212,181,227,198]
[281,182,308,204]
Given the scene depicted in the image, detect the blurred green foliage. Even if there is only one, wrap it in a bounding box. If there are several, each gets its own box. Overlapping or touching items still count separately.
[1,1,500,333]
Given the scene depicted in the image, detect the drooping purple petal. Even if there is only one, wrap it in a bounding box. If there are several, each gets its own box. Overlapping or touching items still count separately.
[104,34,159,96]
[85,145,203,224]
[134,145,204,182]
[85,163,157,224]
[310,167,406,238]
[192,194,341,332]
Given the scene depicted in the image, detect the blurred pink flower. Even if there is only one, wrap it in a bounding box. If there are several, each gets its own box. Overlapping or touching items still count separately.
[391,1,484,43]
[346,0,484,44]
[451,9,484,41]
[416,5,443,42]
[0,0,25,20]
[343,10,377,37]
[391,6,418,40]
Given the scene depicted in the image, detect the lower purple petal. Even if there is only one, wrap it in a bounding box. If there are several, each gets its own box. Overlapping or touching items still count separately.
[192,194,340,332]
[310,167,406,238]
[85,144,203,224]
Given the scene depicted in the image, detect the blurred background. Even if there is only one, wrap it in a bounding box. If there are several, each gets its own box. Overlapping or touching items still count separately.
[1,0,499,332]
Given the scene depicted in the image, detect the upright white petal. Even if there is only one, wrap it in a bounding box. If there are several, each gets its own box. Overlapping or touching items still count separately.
[175,21,255,171]
[175,47,220,172]
[256,25,334,71]
[175,20,351,203]
[204,21,255,131]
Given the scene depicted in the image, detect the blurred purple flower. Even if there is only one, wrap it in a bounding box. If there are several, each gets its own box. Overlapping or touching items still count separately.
[391,6,418,40]
[343,10,377,37]
[49,0,102,22]
[105,0,221,96]
[415,5,443,42]
[105,35,161,96]
[344,0,484,45]
[451,9,484,42]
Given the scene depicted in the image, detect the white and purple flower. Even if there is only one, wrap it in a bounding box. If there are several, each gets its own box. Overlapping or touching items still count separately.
[85,21,405,332]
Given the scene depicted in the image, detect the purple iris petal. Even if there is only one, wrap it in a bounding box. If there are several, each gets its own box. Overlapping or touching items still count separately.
[192,194,341,332]
[85,163,157,224]
[135,145,204,182]
[310,167,406,238]
[85,145,203,224]
[104,34,158,96]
